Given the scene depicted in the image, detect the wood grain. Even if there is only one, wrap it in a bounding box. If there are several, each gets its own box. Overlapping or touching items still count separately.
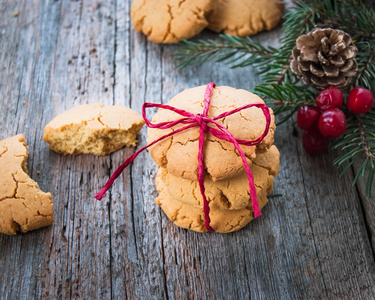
[0,0,374,299]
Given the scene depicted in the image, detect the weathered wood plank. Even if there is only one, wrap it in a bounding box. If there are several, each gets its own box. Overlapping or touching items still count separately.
[0,1,64,298]
[1,0,375,299]
[353,161,375,254]
[38,0,117,298]
[108,1,168,298]
[297,148,375,298]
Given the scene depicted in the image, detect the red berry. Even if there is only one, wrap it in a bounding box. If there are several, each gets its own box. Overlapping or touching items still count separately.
[318,108,347,138]
[316,86,343,111]
[346,87,374,114]
[303,127,329,155]
[297,105,321,130]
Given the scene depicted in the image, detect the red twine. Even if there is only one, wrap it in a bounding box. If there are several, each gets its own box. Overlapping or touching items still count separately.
[95,83,271,232]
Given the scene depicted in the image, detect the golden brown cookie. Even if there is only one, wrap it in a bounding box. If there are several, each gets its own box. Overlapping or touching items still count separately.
[147,85,276,182]
[158,145,279,210]
[155,175,268,233]
[131,0,214,43]
[43,103,145,155]
[0,134,54,235]
[208,0,284,36]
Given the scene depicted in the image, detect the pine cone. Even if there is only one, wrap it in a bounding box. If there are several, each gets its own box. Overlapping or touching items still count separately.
[290,28,358,89]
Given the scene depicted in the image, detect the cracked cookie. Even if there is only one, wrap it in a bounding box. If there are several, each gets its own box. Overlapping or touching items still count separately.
[208,0,284,37]
[155,174,268,233]
[43,103,145,155]
[158,145,280,210]
[147,85,276,181]
[0,134,54,235]
[131,0,214,43]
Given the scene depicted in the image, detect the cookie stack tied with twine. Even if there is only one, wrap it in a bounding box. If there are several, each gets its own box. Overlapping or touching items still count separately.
[147,84,279,233]
[95,83,280,233]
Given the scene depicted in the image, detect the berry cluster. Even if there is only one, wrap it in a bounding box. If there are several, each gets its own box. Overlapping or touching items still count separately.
[297,86,374,155]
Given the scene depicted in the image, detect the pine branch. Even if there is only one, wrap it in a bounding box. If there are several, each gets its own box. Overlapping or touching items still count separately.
[332,109,375,196]
[175,35,276,69]
[311,0,375,40]
[253,83,316,125]
[354,40,375,91]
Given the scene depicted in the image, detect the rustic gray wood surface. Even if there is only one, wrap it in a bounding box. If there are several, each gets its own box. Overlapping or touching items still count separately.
[1,0,375,299]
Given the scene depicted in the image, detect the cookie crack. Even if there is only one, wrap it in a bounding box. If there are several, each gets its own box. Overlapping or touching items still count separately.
[208,138,254,161]
[162,4,174,43]
[188,220,193,230]
[190,5,207,22]
[208,102,235,111]
[172,204,183,221]
[137,15,146,31]
[178,0,187,8]
[192,186,202,207]
[82,117,98,126]
[11,173,25,200]
[0,145,8,157]
[36,208,50,217]
[207,139,230,152]
[252,161,273,176]
[227,212,250,231]
[6,174,18,200]
[97,113,109,128]
[239,111,255,124]
[219,192,232,209]
[9,206,22,231]
[175,137,199,146]
[162,135,174,165]
[0,173,31,202]
[260,14,269,31]
[133,0,147,14]
[247,14,255,34]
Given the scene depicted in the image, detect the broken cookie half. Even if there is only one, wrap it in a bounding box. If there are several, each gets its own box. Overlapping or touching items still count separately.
[0,134,54,235]
[43,103,145,155]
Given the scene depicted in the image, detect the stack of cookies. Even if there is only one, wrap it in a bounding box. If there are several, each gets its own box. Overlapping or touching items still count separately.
[147,85,280,233]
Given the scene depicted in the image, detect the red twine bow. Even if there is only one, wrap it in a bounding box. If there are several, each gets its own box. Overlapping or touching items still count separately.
[95,83,271,232]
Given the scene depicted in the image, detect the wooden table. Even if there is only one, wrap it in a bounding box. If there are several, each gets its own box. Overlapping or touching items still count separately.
[1,1,375,299]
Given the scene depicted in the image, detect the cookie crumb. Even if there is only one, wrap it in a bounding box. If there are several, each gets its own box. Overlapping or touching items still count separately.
[37,171,40,175]
[13,11,19,17]
[22,100,26,105]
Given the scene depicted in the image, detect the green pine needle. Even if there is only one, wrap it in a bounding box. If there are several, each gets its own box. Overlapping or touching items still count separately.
[175,35,276,70]
[333,110,375,196]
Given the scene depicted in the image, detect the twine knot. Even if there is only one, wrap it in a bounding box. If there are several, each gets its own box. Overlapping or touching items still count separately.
[195,114,208,133]
[95,83,271,232]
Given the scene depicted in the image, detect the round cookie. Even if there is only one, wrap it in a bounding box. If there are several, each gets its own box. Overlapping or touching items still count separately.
[147,85,276,182]
[208,0,284,37]
[155,175,269,233]
[131,0,214,43]
[158,145,280,210]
